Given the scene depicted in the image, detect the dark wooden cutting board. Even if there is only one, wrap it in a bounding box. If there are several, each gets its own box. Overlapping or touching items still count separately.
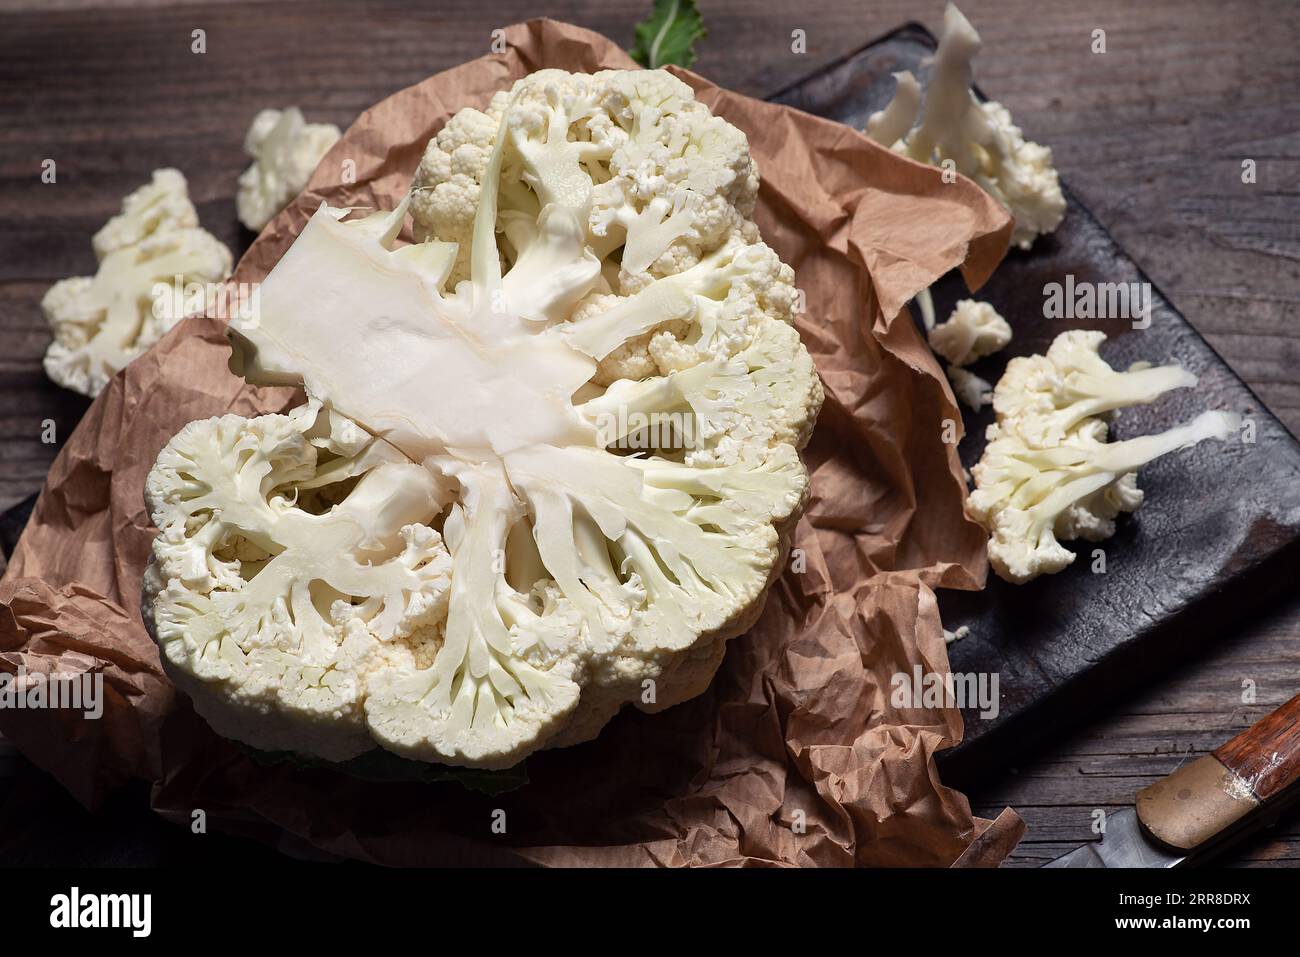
[772,24,1300,786]
[5,23,1299,792]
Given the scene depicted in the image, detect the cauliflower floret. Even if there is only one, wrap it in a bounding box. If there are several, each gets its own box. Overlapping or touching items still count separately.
[581,234,800,388]
[976,101,1065,249]
[237,107,342,232]
[412,69,762,295]
[929,298,1011,367]
[409,104,506,285]
[44,223,232,397]
[591,71,759,283]
[866,4,1066,250]
[969,331,1239,583]
[146,69,823,771]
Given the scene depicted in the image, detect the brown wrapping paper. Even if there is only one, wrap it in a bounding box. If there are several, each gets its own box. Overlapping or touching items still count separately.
[0,19,1017,866]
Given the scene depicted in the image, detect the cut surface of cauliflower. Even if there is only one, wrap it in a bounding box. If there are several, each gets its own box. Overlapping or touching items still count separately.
[866,4,1066,250]
[144,69,823,770]
[237,107,342,232]
[930,298,1011,367]
[411,69,761,304]
[968,330,1239,583]
[43,170,232,397]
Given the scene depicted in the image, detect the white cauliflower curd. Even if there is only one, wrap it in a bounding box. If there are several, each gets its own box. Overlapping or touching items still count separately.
[143,69,823,770]
[930,298,1011,367]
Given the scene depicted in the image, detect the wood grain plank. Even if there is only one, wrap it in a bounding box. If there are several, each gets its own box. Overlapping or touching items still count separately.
[965,599,1300,866]
[1214,694,1300,802]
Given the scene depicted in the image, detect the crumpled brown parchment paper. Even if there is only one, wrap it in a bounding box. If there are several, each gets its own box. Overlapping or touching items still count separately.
[0,19,1021,866]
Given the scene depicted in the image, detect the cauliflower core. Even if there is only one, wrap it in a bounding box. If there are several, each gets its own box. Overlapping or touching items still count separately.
[143,69,823,769]
[968,330,1239,583]
[866,4,1066,250]
[43,169,233,397]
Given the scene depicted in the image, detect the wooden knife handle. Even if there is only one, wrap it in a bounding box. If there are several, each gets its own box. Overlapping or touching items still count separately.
[1136,691,1300,857]
[1213,692,1300,802]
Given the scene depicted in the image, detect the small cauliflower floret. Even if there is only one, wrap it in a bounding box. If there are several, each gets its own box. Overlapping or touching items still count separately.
[146,69,823,770]
[586,315,692,387]
[92,168,198,258]
[44,224,232,397]
[930,298,1011,366]
[237,107,342,232]
[969,331,1239,583]
[866,4,1066,250]
[947,365,993,409]
[943,624,970,644]
[573,235,802,397]
[975,101,1065,249]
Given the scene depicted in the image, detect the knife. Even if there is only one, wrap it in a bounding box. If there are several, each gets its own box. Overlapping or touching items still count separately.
[1045,691,1300,867]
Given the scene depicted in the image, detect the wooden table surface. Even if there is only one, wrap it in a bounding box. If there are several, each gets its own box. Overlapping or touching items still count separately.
[1,0,1297,867]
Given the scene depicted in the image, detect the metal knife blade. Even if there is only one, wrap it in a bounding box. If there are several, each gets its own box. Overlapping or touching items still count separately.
[1044,808,1184,868]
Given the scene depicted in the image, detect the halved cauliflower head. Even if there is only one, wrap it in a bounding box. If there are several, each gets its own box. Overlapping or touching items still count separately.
[144,69,823,770]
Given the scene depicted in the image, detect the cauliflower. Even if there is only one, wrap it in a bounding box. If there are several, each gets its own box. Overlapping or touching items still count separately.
[946,365,992,410]
[930,298,1011,366]
[144,69,823,771]
[969,330,1239,583]
[943,625,970,644]
[866,4,1066,250]
[237,107,342,232]
[43,170,232,397]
